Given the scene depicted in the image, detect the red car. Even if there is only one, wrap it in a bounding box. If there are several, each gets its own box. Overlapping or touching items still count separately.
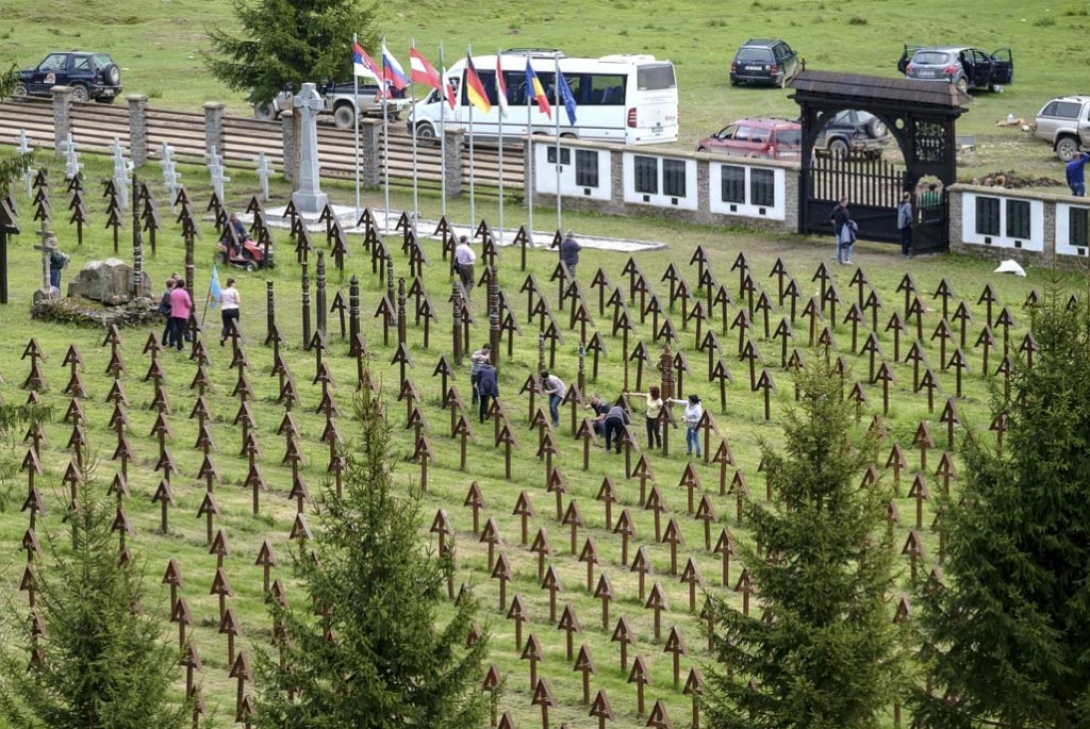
[696,118,801,161]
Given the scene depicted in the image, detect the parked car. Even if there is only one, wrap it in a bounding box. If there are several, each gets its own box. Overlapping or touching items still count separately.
[1034,96,1090,162]
[254,80,412,129]
[13,52,122,103]
[729,39,799,88]
[815,109,890,160]
[898,45,1013,94]
[696,118,801,160]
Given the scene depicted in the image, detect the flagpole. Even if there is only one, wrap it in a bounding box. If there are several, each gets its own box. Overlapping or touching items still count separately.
[440,42,447,220]
[554,53,562,234]
[526,52,533,247]
[382,37,391,235]
[353,33,361,220]
[497,49,504,247]
[410,39,419,236]
[468,45,476,232]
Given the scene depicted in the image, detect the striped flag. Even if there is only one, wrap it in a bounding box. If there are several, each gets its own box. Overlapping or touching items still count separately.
[410,48,442,90]
[381,40,409,90]
[439,46,456,110]
[352,42,381,81]
[465,55,492,114]
[525,60,552,119]
[495,55,509,118]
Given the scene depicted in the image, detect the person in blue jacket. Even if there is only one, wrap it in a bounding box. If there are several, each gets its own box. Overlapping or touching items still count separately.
[1066,151,1090,197]
[476,361,499,424]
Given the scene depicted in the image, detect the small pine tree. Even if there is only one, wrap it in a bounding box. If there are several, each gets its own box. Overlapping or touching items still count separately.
[204,0,379,104]
[704,359,905,729]
[912,292,1090,728]
[0,481,190,729]
[255,379,489,729]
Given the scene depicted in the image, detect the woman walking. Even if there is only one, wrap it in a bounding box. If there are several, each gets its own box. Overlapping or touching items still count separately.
[219,277,240,346]
[625,386,664,449]
[168,280,192,351]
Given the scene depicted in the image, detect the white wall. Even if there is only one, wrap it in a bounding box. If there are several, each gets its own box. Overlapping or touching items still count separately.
[707,161,786,222]
[622,153,698,211]
[1054,202,1090,259]
[960,192,1045,253]
[532,142,612,201]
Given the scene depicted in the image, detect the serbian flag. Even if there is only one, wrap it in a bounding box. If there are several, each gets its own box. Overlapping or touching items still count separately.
[495,55,509,118]
[410,48,441,91]
[525,60,551,119]
[465,55,491,114]
[353,42,381,81]
[381,40,409,90]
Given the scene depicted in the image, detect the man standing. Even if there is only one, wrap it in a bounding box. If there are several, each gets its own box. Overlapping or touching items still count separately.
[454,235,476,297]
[829,197,853,265]
[560,230,581,278]
[1067,151,1090,197]
[897,192,913,258]
[540,370,566,429]
[476,360,498,424]
[46,236,69,292]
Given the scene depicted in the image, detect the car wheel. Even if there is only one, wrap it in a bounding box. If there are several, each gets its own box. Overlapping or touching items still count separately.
[13,83,28,97]
[333,104,356,130]
[245,261,257,273]
[1056,136,1080,163]
[416,123,437,140]
[70,85,89,103]
[253,101,277,121]
[955,77,969,95]
[866,118,887,138]
[829,138,850,160]
[729,77,738,87]
[102,64,121,86]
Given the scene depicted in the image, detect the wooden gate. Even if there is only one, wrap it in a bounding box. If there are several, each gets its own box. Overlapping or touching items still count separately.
[803,155,907,244]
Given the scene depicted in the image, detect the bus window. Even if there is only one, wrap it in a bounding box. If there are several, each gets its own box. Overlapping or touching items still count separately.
[585,75,627,106]
[461,69,499,106]
[637,64,676,91]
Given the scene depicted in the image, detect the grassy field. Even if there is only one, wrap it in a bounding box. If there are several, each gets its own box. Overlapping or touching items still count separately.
[2,0,1087,184]
[0,147,1081,729]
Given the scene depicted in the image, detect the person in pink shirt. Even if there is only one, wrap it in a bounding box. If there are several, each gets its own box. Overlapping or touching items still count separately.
[168,280,193,350]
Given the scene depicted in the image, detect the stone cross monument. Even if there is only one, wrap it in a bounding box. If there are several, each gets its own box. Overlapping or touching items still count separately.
[291,83,329,216]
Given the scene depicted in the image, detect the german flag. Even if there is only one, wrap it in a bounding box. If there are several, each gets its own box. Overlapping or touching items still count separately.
[465,55,492,114]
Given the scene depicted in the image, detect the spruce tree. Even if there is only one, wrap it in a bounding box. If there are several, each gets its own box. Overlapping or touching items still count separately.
[254,380,488,729]
[204,0,379,104]
[0,482,190,729]
[912,292,1090,728]
[704,359,905,729]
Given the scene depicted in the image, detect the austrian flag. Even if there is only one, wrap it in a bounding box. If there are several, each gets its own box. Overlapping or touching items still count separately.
[410,48,442,91]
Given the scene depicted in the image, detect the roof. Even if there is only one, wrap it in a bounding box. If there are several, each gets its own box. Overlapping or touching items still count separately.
[789,70,970,113]
[741,39,787,47]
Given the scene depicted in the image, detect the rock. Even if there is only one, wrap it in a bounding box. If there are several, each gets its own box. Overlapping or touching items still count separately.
[66,258,150,305]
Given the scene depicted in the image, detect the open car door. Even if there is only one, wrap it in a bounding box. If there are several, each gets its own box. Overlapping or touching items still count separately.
[990,48,1013,86]
[896,44,922,74]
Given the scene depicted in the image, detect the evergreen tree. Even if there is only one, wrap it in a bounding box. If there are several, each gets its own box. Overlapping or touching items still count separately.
[0,67,33,198]
[204,0,379,104]
[704,359,905,729]
[0,481,190,729]
[255,380,488,729]
[912,292,1090,729]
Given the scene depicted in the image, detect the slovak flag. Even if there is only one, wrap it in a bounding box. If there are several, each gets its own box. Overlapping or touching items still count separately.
[382,40,409,91]
[410,48,442,91]
[352,42,381,81]
[495,55,509,119]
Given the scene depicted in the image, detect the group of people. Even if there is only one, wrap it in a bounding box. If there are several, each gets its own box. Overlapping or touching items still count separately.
[453,230,582,299]
[585,390,705,457]
[832,185,943,263]
[157,274,241,350]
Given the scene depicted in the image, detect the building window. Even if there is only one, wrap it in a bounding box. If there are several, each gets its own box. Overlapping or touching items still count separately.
[751,168,775,207]
[663,159,686,197]
[634,156,658,194]
[975,197,1000,236]
[720,166,745,204]
[1006,199,1030,240]
[575,150,599,188]
[546,147,571,165]
[1070,207,1089,248]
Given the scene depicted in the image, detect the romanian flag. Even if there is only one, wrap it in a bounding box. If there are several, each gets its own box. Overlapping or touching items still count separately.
[465,55,491,114]
[525,60,552,119]
[352,42,381,81]
[495,55,509,118]
[410,47,442,90]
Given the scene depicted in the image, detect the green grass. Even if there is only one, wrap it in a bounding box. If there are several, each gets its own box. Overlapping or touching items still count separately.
[0,148,1082,729]
[1,0,1084,184]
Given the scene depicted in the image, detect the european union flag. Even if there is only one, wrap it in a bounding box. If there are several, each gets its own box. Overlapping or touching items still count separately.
[209,264,221,308]
[557,70,577,126]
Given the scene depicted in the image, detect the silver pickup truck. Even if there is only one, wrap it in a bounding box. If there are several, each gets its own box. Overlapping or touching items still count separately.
[253,81,413,129]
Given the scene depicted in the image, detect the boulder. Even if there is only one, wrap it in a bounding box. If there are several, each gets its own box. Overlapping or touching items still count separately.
[66,258,150,305]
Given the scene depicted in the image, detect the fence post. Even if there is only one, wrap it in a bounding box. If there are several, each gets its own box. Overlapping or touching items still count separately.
[280,109,295,184]
[204,101,225,159]
[51,86,74,159]
[444,126,464,198]
[128,94,149,167]
[359,119,382,188]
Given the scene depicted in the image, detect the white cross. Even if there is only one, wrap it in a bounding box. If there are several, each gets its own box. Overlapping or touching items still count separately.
[255,152,273,202]
[15,129,32,157]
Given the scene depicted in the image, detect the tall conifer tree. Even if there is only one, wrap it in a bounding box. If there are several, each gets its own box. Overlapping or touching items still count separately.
[255,380,488,729]
[913,293,1090,728]
[704,360,905,729]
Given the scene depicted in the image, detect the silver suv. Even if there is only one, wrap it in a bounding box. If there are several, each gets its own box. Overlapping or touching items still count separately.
[1034,96,1090,162]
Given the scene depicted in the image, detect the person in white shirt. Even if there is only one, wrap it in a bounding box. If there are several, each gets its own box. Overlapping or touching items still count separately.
[668,393,704,457]
[454,235,477,297]
[219,277,241,346]
[625,386,665,449]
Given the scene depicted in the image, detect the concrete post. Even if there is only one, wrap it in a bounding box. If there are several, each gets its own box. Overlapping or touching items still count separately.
[128,94,149,167]
[280,109,296,184]
[204,102,225,162]
[51,86,74,159]
[359,119,382,188]
[444,127,465,198]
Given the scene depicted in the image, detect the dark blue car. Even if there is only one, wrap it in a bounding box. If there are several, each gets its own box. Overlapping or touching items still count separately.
[14,52,122,103]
